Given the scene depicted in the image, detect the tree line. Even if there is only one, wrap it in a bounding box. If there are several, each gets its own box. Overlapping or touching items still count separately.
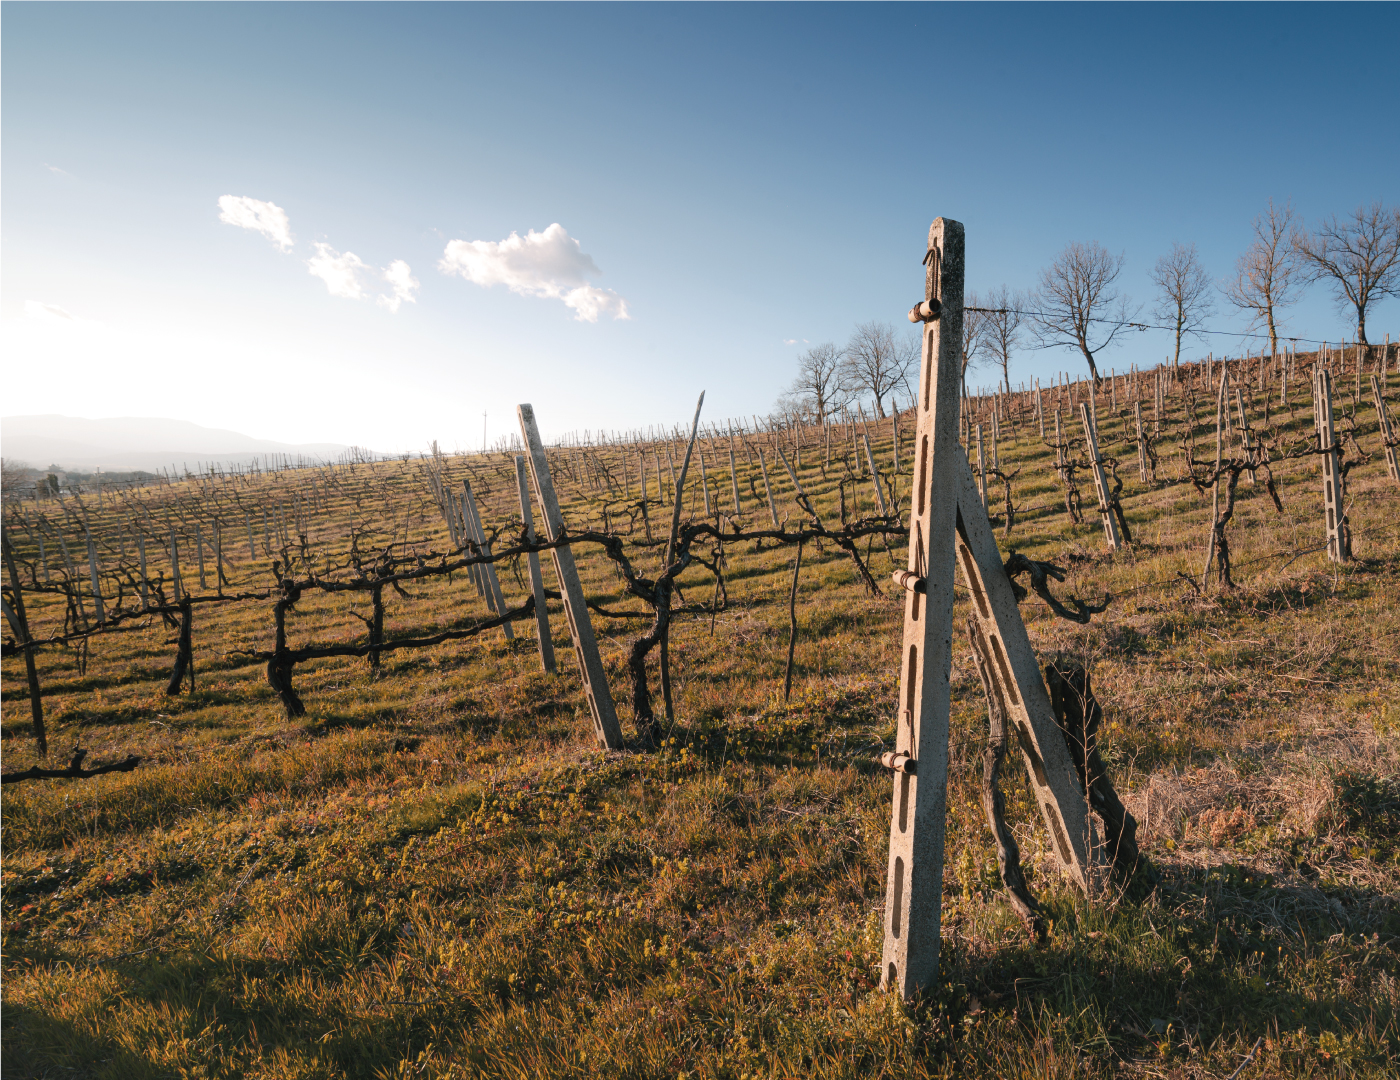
[780,199,1400,414]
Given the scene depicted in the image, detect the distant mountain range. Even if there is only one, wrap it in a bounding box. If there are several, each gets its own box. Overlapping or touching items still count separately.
[1,414,357,472]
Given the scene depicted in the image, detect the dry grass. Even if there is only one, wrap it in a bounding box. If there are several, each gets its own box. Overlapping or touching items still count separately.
[4,361,1400,1077]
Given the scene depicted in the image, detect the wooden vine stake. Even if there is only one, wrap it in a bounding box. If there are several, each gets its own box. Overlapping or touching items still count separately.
[517,404,624,748]
[514,456,557,673]
[1371,374,1400,484]
[880,218,1100,1002]
[461,481,514,639]
[1079,402,1122,550]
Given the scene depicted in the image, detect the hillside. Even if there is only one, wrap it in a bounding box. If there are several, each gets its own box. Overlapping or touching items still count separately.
[2,351,1399,1078]
[0,414,354,472]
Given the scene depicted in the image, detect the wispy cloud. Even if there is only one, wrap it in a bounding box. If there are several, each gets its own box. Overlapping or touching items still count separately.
[378,260,419,313]
[438,223,628,322]
[218,195,294,251]
[307,245,418,312]
[25,300,78,321]
[44,163,72,177]
[307,243,370,300]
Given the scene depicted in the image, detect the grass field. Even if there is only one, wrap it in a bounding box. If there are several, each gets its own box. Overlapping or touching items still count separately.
[4,356,1400,1078]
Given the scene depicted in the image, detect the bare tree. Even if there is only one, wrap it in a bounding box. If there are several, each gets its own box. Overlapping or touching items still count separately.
[962,290,991,386]
[1,458,37,496]
[1222,198,1302,360]
[1031,242,1137,386]
[779,343,847,423]
[843,321,913,418]
[1151,242,1214,372]
[979,285,1025,394]
[1295,201,1400,346]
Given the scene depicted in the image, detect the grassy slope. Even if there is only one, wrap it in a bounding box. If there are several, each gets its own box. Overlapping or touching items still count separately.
[4,360,1400,1078]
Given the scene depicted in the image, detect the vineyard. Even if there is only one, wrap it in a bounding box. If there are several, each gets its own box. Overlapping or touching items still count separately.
[4,342,1400,1078]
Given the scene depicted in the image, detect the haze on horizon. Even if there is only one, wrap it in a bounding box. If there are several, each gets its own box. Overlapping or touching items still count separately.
[3,3,1397,453]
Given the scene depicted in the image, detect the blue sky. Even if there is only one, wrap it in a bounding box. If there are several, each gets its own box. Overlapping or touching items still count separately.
[4,2,1397,451]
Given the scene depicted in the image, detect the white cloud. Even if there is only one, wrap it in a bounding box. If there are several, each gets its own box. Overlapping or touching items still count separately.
[25,300,78,322]
[307,243,370,300]
[783,338,797,345]
[438,223,628,322]
[218,195,294,251]
[378,260,419,313]
[44,163,72,177]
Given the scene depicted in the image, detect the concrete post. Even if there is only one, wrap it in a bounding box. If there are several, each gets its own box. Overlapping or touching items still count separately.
[1314,369,1350,562]
[517,404,624,749]
[880,217,961,1001]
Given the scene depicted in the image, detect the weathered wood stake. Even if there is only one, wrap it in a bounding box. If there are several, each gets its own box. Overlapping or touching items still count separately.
[514,456,556,673]
[1371,374,1399,484]
[517,404,624,748]
[1079,402,1122,550]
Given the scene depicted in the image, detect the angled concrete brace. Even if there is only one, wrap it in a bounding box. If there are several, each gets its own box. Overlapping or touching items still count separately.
[517,404,624,749]
[950,451,1098,897]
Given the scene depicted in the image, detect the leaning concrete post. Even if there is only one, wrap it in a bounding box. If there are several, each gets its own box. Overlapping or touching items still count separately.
[879,218,961,1001]
[1370,374,1400,484]
[518,404,624,748]
[1314,369,1350,562]
[462,481,515,639]
[514,456,556,672]
[1079,403,1122,551]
